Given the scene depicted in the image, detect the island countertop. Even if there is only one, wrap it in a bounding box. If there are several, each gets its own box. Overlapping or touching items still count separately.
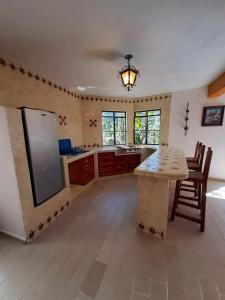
[134,146,188,180]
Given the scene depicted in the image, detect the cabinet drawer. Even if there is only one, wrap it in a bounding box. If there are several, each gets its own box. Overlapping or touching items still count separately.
[99,170,114,177]
[127,154,140,161]
[98,152,115,158]
[98,152,115,162]
[69,154,94,185]
[98,161,114,167]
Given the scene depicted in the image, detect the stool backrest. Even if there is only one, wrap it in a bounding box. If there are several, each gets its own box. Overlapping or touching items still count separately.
[194,141,201,159]
[203,147,213,180]
[197,143,205,171]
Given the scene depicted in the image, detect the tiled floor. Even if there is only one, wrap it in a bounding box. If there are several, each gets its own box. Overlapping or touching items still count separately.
[0,175,225,300]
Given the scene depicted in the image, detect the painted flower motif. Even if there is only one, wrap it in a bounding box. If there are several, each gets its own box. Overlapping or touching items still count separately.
[19,67,25,74]
[149,227,156,234]
[10,63,16,70]
[39,223,44,230]
[0,58,6,65]
[47,217,52,223]
[139,223,144,230]
[29,230,35,239]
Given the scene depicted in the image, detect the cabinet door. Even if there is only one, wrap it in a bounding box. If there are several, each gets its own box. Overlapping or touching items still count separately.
[98,152,115,177]
[84,155,95,183]
[114,155,128,174]
[69,155,95,185]
[68,159,85,184]
[127,154,141,171]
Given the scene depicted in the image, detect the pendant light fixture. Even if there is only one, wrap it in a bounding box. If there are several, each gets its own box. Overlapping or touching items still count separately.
[119,54,140,91]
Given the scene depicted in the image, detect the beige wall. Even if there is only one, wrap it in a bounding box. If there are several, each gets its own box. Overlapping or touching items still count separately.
[170,87,225,180]
[81,93,171,147]
[81,98,134,146]
[0,65,82,146]
[5,107,71,241]
[0,63,171,147]
[0,107,26,240]
[133,93,171,145]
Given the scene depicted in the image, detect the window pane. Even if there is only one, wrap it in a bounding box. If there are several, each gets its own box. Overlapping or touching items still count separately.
[115,112,126,117]
[147,130,160,144]
[102,117,114,131]
[134,131,146,144]
[103,132,114,145]
[134,110,160,145]
[135,111,147,117]
[102,111,114,117]
[102,111,126,145]
[148,110,160,116]
[135,116,146,131]
[115,117,126,131]
[148,115,160,130]
[115,132,126,145]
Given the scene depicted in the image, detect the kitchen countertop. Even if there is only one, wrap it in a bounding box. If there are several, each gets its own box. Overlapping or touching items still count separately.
[65,150,96,164]
[63,146,148,164]
[134,146,188,180]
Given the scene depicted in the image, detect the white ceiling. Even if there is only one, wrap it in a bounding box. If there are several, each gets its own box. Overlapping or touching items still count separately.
[1,0,225,98]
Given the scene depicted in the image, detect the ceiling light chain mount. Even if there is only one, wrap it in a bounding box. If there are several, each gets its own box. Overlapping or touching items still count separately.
[119,54,140,91]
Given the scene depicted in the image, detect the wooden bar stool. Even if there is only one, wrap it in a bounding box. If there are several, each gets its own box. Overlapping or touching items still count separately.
[171,147,213,232]
[187,143,205,171]
[186,141,201,162]
[182,143,205,197]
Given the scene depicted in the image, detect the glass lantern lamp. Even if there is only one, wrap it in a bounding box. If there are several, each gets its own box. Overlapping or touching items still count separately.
[119,54,140,91]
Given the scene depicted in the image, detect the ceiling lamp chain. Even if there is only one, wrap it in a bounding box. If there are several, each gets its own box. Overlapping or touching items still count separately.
[119,54,140,91]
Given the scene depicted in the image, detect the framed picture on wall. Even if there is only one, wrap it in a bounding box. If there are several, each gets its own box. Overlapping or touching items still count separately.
[201,105,225,126]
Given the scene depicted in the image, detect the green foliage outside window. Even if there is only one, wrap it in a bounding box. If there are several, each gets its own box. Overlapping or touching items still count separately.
[102,111,126,145]
[134,110,161,145]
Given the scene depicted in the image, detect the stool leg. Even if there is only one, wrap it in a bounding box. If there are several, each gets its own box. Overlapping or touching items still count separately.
[194,182,197,197]
[197,182,201,208]
[200,183,206,232]
[171,180,181,221]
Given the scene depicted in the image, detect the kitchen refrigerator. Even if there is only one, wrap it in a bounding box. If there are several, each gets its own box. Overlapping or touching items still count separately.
[21,108,64,206]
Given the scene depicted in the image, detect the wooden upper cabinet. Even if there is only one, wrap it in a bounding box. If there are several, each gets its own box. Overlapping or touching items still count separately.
[68,155,94,185]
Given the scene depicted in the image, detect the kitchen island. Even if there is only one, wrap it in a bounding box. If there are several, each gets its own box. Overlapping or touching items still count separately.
[134,146,188,239]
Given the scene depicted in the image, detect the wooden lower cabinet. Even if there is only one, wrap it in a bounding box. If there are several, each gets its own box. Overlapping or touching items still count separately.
[127,154,141,172]
[98,152,115,177]
[114,155,128,174]
[68,155,94,185]
[98,152,141,177]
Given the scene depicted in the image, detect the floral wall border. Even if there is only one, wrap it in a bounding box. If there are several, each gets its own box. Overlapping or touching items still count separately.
[79,93,171,104]
[133,94,171,103]
[137,222,164,239]
[27,200,71,242]
[0,57,171,104]
[0,57,80,100]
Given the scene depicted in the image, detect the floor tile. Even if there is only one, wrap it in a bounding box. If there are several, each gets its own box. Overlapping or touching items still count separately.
[81,260,106,298]
[0,176,225,300]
